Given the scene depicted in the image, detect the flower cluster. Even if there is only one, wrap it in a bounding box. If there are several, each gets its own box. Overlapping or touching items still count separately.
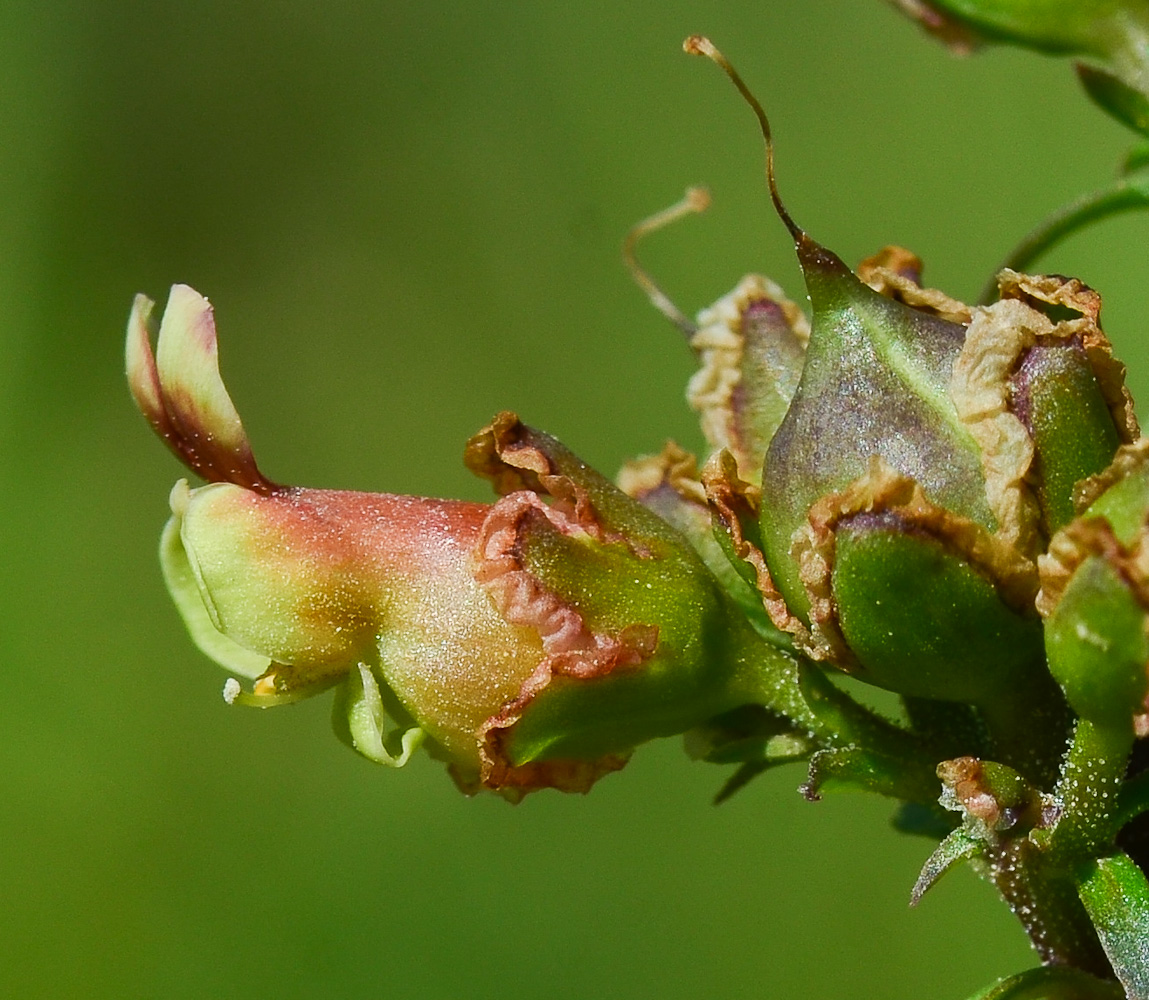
[128,23,1149,994]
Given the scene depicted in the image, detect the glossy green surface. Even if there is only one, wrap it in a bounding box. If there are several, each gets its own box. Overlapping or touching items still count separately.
[833,527,1043,702]
[4,2,1148,997]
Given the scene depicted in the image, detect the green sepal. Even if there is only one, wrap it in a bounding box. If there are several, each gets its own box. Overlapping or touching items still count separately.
[331,664,425,768]
[684,704,812,765]
[1078,61,1149,137]
[965,966,1123,1000]
[1045,554,1149,730]
[1077,852,1149,998]
[500,512,764,764]
[469,414,817,778]
[911,827,983,906]
[685,704,814,804]
[833,523,1043,702]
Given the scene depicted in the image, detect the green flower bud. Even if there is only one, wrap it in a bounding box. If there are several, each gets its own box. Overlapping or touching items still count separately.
[682,37,1134,730]
[129,284,796,797]
[745,241,1136,716]
[1040,441,1149,732]
[462,413,788,791]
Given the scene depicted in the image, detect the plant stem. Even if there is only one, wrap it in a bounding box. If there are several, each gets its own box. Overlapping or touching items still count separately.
[1050,719,1135,861]
[979,172,1149,304]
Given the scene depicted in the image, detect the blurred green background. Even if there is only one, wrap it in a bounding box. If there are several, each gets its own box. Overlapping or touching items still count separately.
[3,2,1148,997]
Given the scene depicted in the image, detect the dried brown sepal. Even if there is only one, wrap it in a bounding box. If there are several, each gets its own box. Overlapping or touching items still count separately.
[1037,516,1149,618]
[998,270,1139,443]
[465,410,563,501]
[951,270,1136,558]
[857,245,973,325]
[465,410,648,554]
[937,756,1043,835]
[938,756,1006,829]
[687,274,810,483]
[701,449,808,641]
[473,492,656,793]
[1073,439,1149,514]
[617,440,706,508]
[792,456,1039,667]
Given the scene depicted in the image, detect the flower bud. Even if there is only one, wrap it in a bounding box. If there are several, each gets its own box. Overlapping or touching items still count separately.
[681,37,1135,719]
[749,240,1136,712]
[129,285,798,796]
[1040,441,1149,732]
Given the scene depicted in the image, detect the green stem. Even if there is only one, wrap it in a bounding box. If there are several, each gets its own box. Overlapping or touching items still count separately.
[980,837,1111,977]
[979,171,1149,304]
[732,651,941,800]
[1050,719,1135,862]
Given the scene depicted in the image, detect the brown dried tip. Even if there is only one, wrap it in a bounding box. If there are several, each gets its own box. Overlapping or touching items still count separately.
[683,34,803,242]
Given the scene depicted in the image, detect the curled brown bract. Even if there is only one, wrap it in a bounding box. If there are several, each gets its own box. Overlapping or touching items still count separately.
[701,450,808,642]
[952,270,1137,558]
[857,246,972,325]
[617,440,706,507]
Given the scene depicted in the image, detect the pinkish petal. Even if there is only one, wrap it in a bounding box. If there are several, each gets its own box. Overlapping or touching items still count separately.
[153,284,270,490]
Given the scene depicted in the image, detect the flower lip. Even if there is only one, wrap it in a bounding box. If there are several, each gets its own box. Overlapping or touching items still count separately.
[126,284,276,494]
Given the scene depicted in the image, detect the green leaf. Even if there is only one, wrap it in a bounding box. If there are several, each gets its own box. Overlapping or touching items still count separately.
[911,827,983,906]
[800,746,940,804]
[1078,63,1149,137]
[1077,852,1149,998]
[1122,142,1149,175]
[965,965,1122,1000]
